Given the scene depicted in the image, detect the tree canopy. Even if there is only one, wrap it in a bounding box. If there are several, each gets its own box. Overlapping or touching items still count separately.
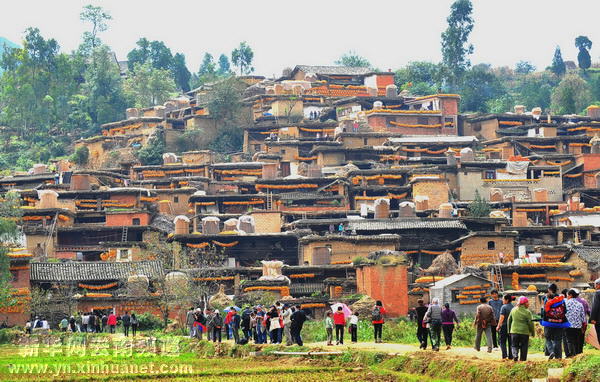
[575,36,592,70]
[440,0,474,89]
[231,41,254,75]
[335,51,371,68]
[550,46,566,76]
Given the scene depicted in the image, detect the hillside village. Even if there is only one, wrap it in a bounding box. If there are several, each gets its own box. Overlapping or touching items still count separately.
[4,63,600,326]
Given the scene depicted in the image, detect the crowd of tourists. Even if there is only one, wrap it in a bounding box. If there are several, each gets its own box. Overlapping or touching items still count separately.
[18,278,600,359]
[185,300,387,346]
[25,311,139,336]
[413,278,600,361]
[185,302,308,345]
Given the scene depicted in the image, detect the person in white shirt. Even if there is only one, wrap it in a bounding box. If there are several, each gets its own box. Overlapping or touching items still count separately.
[349,313,359,343]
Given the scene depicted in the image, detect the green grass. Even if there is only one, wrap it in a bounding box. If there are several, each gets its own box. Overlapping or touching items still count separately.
[300,317,546,350]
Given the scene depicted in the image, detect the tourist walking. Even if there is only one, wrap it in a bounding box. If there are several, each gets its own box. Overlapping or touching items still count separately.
[441,303,459,349]
[121,311,131,337]
[107,312,117,333]
[81,312,89,332]
[508,296,535,361]
[496,294,514,359]
[333,307,346,345]
[415,299,429,349]
[372,300,386,344]
[474,297,495,353]
[282,305,293,346]
[325,312,334,346]
[424,298,442,351]
[101,314,108,333]
[131,313,139,336]
[489,290,503,349]
[267,306,281,344]
[575,289,590,354]
[541,288,569,359]
[241,307,252,341]
[186,308,196,338]
[255,306,267,344]
[59,317,68,332]
[349,312,359,343]
[290,305,306,346]
[230,309,241,344]
[565,289,586,357]
[69,316,77,332]
[88,312,96,333]
[209,310,223,343]
[591,278,600,343]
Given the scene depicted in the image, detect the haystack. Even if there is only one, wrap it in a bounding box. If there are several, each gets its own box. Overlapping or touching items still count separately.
[421,250,459,276]
[209,284,233,309]
[351,295,376,317]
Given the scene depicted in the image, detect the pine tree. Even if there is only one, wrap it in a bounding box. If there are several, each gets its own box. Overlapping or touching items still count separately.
[575,36,592,70]
[551,46,566,76]
[467,190,491,217]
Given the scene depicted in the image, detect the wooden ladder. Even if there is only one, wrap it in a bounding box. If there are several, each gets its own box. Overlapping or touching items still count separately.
[121,226,128,242]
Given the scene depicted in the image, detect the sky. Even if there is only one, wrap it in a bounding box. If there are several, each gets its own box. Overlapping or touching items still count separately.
[1,0,600,77]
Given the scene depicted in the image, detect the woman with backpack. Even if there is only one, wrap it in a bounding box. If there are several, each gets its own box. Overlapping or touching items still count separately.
[541,287,570,359]
[372,301,386,343]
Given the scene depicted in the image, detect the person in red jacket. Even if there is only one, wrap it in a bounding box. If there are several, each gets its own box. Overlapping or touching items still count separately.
[333,307,347,345]
[372,301,386,343]
[107,312,117,334]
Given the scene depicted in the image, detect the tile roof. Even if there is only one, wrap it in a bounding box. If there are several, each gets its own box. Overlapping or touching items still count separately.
[347,219,467,231]
[295,65,372,76]
[30,261,164,282]
[571,246,600,269]
[429,273,490,289]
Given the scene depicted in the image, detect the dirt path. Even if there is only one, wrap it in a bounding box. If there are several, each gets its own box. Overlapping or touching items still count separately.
[305,341,549,361]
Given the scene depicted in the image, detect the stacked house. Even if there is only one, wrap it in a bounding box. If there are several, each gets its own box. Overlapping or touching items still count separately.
[3,65,600,326]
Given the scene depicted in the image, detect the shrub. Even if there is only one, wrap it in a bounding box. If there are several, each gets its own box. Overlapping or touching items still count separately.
[71,146,89,166]
[136,312,164,330]
[0,328,21,344]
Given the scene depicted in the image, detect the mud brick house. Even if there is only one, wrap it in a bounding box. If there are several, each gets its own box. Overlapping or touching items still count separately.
[29,261,167,319]
[0,174,57,192]
[1,248,33,326]
[190,194,268,221]
[299,234,400,265]
[563,246,600,283]
[455,231,517,267]
[429,274,493,316]
[171,233,299,266]
[456,158,563,202]
[345,218,468,268]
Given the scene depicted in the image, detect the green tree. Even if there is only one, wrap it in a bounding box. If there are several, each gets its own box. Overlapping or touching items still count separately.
[124,62,176,108]
[513,71,558,111]
[440,0,474,89]
[467,190,491,218]
[0,192,22,310]
[550,73,592,115]
[458,64,506,112]
[207,77,247,152]
[231,41,254,75]
[136,130,165,165]
[198,53,216,77]
[79,4,112,54]
[575,36,592,70]
[515,61,536,75]
[335,51,371,68]
[550,46,566,76]
[395,61,440,94]
[171,53,191,92]
[72,146,89,166]
[217,54,232,76]
[83,45,128,126]
[127,38,173,71]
